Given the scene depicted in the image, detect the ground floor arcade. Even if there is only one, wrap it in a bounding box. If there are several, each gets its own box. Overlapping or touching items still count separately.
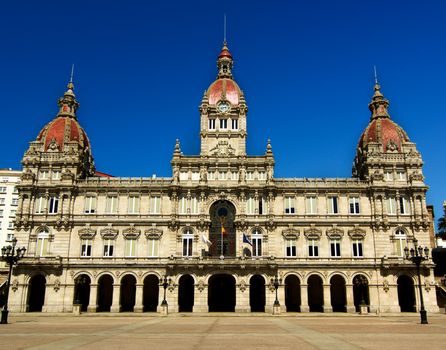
[8,265,440,314]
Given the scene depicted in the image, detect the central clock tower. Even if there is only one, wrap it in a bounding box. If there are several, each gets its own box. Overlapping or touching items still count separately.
[199,42,248,157]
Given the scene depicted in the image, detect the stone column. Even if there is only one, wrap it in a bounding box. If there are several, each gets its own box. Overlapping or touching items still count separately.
[345,284,356,313]
[368,283,380,314]
[110,284,121,313]
[87,284,98,312]
[134,284,144,312]
[193,282,208,312]
[300,284,309,312]
[235,282,250,312]
[323,284,332,312]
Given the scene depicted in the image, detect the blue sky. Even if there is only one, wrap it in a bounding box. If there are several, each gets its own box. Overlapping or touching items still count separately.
[1,0,445,222]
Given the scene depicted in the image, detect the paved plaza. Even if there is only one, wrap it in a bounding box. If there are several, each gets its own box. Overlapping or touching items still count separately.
[1,314,446,350]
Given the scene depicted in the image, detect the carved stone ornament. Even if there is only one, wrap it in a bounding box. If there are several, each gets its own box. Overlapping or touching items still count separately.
[21,168,35,181]
[386,140,398,152]
[48,138,60,152]
[209,140,236,157]
[123,226,141,239]
[326,227,344,239]
[144,228,163,240]
[383,280,389,293]
[239,280,247,293]
[78,226,97,240]
[168,215,180,231]
[409,171,424,182]
[168,284,175,292]
[424,281,434,292]
[304,227,322,240]
[235,216,248,231]
[100,227,119,240]
[347,226,366,239]
[197,280,206,293]
[61,169,74,180]
[282,228,299,240]
[115,271,121,277]
[11,279,19,292]
[265,216,277,231]
[371,170,384,181]
[196,217,210,232]
[53,279,61,292]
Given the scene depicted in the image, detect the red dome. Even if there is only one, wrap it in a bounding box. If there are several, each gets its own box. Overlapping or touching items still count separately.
[207,79,241,105]
[358,118,409,152]
[37,116,90,152]
[218,47,232,59]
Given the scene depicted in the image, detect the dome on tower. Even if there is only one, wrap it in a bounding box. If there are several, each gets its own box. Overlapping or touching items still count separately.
[36,81,92,153]
[206,42,243,106]
[357,82,409,153]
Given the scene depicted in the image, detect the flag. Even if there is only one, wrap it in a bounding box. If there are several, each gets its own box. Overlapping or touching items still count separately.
[201,234,212,248]
[243,233,252,246]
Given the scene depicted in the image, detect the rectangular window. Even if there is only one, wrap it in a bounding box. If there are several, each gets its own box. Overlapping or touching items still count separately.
[330,239,341,257]
[209,119,216,130]
[191,171,200,181]
[9,209,16,217]
[285,239,297,257]
[387,197,397,215]
[103,239,114,257]
[308,240,319,257]
[394,230,407,257]
[190,197,199,214]
[352,240,363,257]
[127,196,140,214]
[258,197,267,215]
[396,170,406,181]
[182,235,193,257]
[148,239,159,257]
[208,172,215,180]
[6,233,14,241]
[8,221,14,229]
[11,198,18,206]
[252,234,262,257]
[179,172,188,181]
[218,171,227,180]
[284,196,295,214]
[220,119,227,129]
[81,239,92,257]
[105,196,118,214]
[84,196,97,214]
[327,196,339,214]
[384,171,393,181]
[306,196,317,214]
[246,197,255,214]
[399,197,410,215]
[52,170,60,180]
[35,196,45,214]
[349,197,360,214]
[13,187,18,194]
[246,171,254,180]
[0,209,3,217]
[0,198,5,205]
[0,187,6,193]
[231,171,238,180]
[179,197,188,214]
[48,196,59,214]
[231,118,238,130]
[36,233,49,256]
[258,171,266,180]
[39,170,49,179]
[149,196,161,214]
[125,239,137,257]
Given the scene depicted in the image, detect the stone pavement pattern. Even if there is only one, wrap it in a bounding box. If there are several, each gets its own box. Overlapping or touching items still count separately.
[1,315,446,350]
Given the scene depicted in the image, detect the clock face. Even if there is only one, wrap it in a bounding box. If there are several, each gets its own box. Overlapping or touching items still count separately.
[217,100,230,113]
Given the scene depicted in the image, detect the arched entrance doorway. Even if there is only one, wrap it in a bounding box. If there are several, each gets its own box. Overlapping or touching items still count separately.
[353,274,370,312]
[285,275,301,312]
[27,274,46,312]
[178,275,194,312]
[73,274,91,312]
[209,201,236,257]
[307,275,323,312]
[250,275,265,312]
[208,274,236,312]
[143,275,159,312]
[397,275,416,312]
[330,275,347,312]
[97,274,113,312]
[120,275,136,312]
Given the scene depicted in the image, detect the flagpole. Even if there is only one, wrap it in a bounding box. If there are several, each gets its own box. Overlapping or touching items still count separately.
[220,217,224,259]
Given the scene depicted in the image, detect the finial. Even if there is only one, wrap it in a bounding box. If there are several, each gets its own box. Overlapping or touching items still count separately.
[373,65,378,85]
[70,64,74,84]
[224,14,227,44]
[173,138,181,156]
[266,138,273,156]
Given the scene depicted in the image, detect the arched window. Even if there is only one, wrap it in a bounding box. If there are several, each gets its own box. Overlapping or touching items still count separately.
[182,229,193,257]
[394,229,407,257]
[252,229,262,257]
[36,229,49,256]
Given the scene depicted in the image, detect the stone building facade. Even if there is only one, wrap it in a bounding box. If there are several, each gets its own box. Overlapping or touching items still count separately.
[8,42,439,314]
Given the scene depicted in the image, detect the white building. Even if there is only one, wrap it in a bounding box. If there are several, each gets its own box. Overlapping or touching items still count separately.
[0,169,21,249]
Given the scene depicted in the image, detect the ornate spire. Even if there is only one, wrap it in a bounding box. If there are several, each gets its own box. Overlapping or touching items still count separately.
[217,41,233,79]
[368,73,390,120]
[173,139,181,156]
[57,68,79,118]
[266,138,273,156]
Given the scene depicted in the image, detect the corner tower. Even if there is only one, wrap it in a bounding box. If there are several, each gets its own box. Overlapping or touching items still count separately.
[199,42,248,157]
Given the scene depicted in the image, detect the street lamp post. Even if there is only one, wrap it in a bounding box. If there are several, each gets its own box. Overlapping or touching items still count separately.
[404,238,429,324]
[271,275,282,307]
[161,275,171,306]
[353,275,368,314]
[1,238,26,324]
